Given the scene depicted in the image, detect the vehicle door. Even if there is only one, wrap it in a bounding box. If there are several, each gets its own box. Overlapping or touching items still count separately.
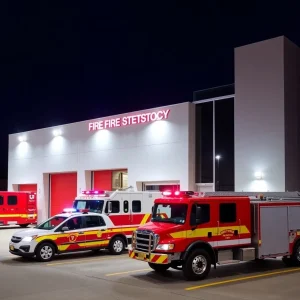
[217,201,240,247]
[130,193,143,227]
[105,200,123,226]
[6,194,20,225]
[55,216,86,252]
[0,194,5,225]
[27,193,37,221]
[188,202,213,243]
[83,215,108,249]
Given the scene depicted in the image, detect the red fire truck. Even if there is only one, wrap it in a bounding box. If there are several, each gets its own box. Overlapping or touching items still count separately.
[0,191,37,227]
[128,190,300,280]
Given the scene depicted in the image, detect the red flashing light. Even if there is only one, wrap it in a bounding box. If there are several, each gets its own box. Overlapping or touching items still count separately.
[82,190,106,195]
[162,190,195,197]
[162,191,172,196]
[79,209,90,213]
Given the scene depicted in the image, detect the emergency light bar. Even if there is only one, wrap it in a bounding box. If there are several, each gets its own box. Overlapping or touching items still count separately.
[63,208,77,213]
[79,209,90,213]
[162,191,197,197]
[81,190,107,196]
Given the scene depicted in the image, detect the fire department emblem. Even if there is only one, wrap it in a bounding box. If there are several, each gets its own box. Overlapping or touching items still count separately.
[68,233,79,243]
[220,229,234,240]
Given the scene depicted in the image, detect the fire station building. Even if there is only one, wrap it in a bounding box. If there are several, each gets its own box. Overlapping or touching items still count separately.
[7,35,300,221]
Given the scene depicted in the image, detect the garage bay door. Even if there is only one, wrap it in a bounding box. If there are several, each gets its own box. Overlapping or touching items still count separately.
[50,173,77,216]
[93,170,128,191]
[19,184,37,192]
[93,170,112,190]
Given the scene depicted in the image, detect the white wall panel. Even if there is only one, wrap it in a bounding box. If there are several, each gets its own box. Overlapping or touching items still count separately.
[234,37,285,192]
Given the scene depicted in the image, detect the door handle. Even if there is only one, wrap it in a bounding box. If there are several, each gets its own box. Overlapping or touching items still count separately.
[78,232,84,234]
[101,229,105,231]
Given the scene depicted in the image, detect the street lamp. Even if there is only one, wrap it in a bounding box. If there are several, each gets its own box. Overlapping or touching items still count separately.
[216,155,221,191]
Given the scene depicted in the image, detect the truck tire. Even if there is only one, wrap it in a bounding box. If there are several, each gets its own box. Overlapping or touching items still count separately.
[148,262,170,272]
[282,241,300,267]
[109,236,125,255]
[20,224,29,228]
[182,248,211,281]
[35,242,55,262]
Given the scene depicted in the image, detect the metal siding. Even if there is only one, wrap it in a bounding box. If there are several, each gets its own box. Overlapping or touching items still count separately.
[259,206,289,256]
[288,206,300,230]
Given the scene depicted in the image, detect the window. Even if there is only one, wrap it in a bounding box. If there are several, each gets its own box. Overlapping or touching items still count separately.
[190,204,210,225]
[123,200,129,213]
[0,196,3,205]
[65,217,84,230]
[132,200,141,213]
[111,201,120,213]
[85,216,106,227]
[8,196,17,205]
[151,204,188,224]
[220,203,236,223]
[37,216,68,230]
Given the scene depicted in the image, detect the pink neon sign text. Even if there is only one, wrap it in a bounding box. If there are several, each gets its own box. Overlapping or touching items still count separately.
[88,109,170,131]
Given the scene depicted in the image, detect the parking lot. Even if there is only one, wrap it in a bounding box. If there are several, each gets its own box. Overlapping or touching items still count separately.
[1,227,300,300]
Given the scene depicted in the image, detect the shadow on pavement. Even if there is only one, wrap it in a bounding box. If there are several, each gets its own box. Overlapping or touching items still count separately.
[129,259,295,286]
[1,249,127,265]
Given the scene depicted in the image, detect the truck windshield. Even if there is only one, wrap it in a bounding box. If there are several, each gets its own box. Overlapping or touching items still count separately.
[151,203,188,224]
[73,200,105,213]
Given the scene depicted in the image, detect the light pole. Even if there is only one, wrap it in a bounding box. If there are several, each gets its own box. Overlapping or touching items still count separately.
[216,155,221,191]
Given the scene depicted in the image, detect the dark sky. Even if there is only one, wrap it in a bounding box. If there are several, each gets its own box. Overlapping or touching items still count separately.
[0,1,299,178]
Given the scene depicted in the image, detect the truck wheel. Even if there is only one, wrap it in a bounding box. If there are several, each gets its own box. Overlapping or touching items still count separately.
[35,242,55,262]
[182,249,211,281]
[148,262,170,272]
[20,224,29,228]
[283,241,300,267]
[109,236,125,255]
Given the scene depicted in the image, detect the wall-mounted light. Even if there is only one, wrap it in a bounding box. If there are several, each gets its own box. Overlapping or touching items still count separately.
[53,129,62,136]
[215,155,221,160]
[254,171,263,180]
[18,136,26,142]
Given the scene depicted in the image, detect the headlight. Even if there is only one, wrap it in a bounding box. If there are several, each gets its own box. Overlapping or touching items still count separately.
[156,243,174,251]
[22,235,37,242]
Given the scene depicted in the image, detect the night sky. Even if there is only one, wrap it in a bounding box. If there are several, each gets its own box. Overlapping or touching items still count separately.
[0,1,299,179]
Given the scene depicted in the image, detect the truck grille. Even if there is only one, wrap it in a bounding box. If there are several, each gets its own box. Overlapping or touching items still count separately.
[136,230,159,252]
[11,236,22,243]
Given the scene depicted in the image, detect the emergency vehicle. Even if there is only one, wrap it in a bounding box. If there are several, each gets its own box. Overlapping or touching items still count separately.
[0,191,37,227]
[9,209,136,262]
[70,189,162,230]
[128,190,300,281]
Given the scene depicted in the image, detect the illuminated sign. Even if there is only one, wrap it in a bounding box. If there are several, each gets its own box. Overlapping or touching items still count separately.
[88,109,170,131]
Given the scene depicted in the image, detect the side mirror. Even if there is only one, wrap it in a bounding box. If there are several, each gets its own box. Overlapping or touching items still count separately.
[61,226,69,232]
[108,201,112,213]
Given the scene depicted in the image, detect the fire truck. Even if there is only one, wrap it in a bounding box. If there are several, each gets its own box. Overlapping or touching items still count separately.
[0,191,37,227]
[128,190,300,281]
[66,189,162,241]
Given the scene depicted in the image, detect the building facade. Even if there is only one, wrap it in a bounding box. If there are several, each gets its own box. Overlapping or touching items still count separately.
[7,35,300,221]
[8,102,196,221]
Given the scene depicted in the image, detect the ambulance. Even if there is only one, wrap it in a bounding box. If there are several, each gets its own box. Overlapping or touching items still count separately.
[69,189,162,235]
[0,191,37,227]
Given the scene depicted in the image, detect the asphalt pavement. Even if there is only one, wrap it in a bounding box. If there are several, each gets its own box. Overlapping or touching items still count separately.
[0,226,300,300]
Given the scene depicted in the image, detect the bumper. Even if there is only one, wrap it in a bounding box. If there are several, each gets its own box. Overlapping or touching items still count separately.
[9,241,36,257]
[128,248,170,264]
